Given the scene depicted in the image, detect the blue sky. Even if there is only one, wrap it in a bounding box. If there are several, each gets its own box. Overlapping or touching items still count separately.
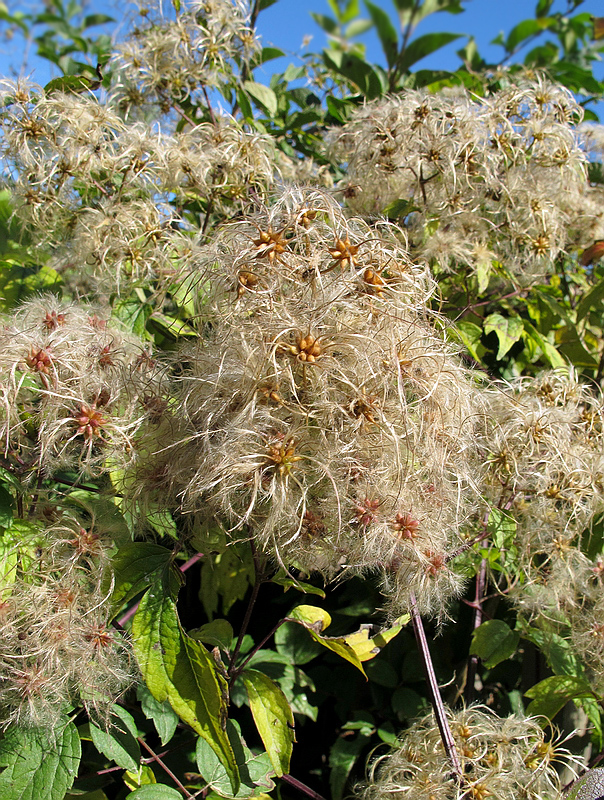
[1,0,602,99]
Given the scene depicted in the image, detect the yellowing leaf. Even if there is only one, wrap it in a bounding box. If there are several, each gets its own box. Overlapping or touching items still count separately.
[242,670,295,777]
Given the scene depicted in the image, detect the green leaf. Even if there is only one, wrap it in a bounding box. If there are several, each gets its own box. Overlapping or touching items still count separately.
[200,545,255,620]
[137,685,179,746]
[522,320,566,368]
[449,320,484,362]
[189,619,234,651]
[106,542,179,618]
[243,82,278,116]
[520,626,581,677]
[196,720,276,798]
[90,705,140,772]
[505,18,552,52]
[329,732,371,800]
[82,13,114,26]
[44,74,100,94]
[322,49,385,99]
[0,526,18,600]
[275,621,323,665]
[483,313,524,359]
[0,718,81,800]
[524,675,594,720]
[487,508,516,549]
[470,620,519,669]
[126,787,182,800]
[132,587,239,793]
[576,276,604,322]
[242,670,295,777]
[397,32,461,73]
[270,573,326,598]
[365,1,398,67]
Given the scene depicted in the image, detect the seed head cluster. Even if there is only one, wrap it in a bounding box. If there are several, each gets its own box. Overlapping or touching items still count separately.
[330,77,596,282]
[357,706,574,800]
[0,512,134,730]
[131,188,486,615]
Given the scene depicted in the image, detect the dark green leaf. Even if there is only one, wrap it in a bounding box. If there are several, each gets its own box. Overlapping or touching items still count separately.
[137,685,179,746]
[189,619,234,651]
[329,733,370,800]
[82,13,114,27]
[576,275,604,322]
[0,718,80,800]
[365,1,398,67]
[470,620,519,669]
[397,32,461,73]
[505,18,552,52]
[90,706,140,772]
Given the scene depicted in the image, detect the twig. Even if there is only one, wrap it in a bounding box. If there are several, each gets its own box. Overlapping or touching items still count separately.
[232,618,288,679]
[465,558,487,704]
[228,545,264,681]
[281,774,328,800]
[138,737,194,798]
[409,592,462,779]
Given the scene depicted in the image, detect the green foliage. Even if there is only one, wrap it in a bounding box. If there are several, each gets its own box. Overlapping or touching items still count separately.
[0,718,80,800]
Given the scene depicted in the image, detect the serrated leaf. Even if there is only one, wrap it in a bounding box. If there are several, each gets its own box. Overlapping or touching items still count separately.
[196,720,276,798]
[243,82,277,116]
[137,685,179,746]
[470,620,519,668]
[484,313,524,359]
[524,675,594,720]
[242,670,295,777]
[0,718,81,800]
[90,705,140,772]
[132,587,239,793]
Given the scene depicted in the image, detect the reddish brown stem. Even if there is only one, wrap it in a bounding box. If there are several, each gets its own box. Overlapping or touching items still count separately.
[409,593,462,780]
[465,558,487,704]
[138,737,194,798]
